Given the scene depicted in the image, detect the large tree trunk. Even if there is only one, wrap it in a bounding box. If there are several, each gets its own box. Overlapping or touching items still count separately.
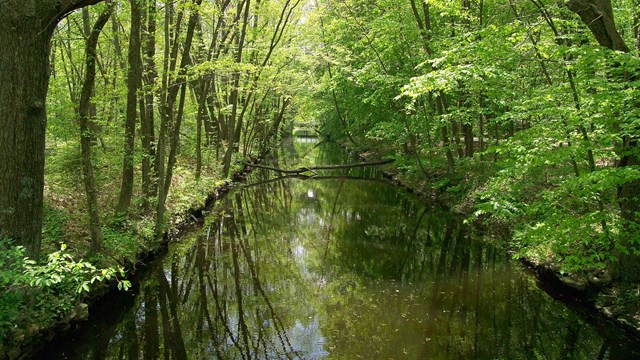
[0,13,54,260]
[0,0,105,260]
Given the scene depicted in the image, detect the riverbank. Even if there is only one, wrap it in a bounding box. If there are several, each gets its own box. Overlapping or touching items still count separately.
[29,139,640,358]
[1,164,252,359]
[7,137,640,357]
[344,142,640,343]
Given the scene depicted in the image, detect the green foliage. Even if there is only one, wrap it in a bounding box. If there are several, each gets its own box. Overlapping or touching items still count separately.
[103,225,143,263]
[42,207,67,247]
[0,239,130,349]
[0,243,29,342]
[4,0,312,351]
[305,0,640,277]
[24,244,129,293]
[167,171,227,216]
[293,127,316,137]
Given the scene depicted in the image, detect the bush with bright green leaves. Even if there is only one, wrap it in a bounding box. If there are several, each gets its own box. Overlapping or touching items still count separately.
[0,239,130,349]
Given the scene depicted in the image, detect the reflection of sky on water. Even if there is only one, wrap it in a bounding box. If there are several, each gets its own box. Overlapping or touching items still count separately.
[263,319,329,360]
[294,136,319,144]
[297,207,319,225]
[220,314,329,359]
[293,244,306,258]
[287,319,329,359]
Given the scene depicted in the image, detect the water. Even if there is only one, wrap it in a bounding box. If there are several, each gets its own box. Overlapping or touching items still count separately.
[294,136,319,144]
[34,140,640,359]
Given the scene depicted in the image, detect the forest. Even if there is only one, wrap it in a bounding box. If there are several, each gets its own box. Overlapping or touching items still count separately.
[0,0,639,358]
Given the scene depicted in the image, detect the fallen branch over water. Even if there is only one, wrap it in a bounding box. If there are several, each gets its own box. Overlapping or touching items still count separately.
[242,159,394,174]
[242,174,397,189]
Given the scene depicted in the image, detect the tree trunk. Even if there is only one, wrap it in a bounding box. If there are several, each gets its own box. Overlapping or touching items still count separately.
[195,82,208,180]
[116,0,143,215]
[566,0,629,52]
[163,83,187,198]
[463,122,474,157]
[163,6,199,198]
[155,1,200,239]
[78,6,113,255]
[618,145,640,280]
[154,0,174,240]
[0,0,105,260]
[140,0,158,213]
[434,94,455,175]
[478,93,485,154]
[0,15,54,260]
[636,4,640,53]
[566,0,640,280]
[319,17,359,149]
[222,0,251,178]
[82,8,101,143]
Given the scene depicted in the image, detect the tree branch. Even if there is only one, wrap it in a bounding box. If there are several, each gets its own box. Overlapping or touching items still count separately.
[54,0,107,22]
[242,159,394,174]
[565,0,629,52]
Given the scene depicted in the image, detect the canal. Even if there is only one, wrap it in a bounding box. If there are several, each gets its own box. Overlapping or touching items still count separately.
[34,139,640,359]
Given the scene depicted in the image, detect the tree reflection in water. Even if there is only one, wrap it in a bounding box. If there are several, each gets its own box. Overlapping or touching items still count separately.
[34,143,640,360]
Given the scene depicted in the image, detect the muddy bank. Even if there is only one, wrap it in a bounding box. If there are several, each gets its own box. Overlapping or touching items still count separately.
[522,258,640,343]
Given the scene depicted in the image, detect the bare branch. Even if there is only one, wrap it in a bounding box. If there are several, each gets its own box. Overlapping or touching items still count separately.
[242,159,394,174]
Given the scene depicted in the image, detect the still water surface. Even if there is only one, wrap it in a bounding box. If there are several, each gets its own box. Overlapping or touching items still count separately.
[35,140,640,359]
